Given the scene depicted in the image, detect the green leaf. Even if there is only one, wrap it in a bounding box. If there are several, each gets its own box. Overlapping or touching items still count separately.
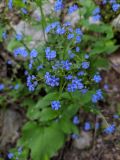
[39,108,59,122]
[19,122,65,160]
[35,92,59,109]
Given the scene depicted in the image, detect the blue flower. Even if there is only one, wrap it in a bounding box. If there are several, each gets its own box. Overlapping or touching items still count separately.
[104,124,115,134]
[112,3,120,12]
[0,84,4,91]
[84,54,89,59]
[75,28,83,35]
[76,36,81,43]
[14,84,20,90]
[2,31,7,39]
[67,33,74,40]
[76,46,80,52]
[65,75,73,80]
[16,33,23,41]
[26,75,37,91]
[92,14,101,22]
[92,7,100,15]
[92,89,103,103]
[30,49,38,58]
[8,0,13,10]
[21,8,28,14]
[68,4,78,14]
[95,122,100,129]
[73,116,80,125]
[37,65,43,71]
[51,101,61,110]
[61,60,72,71]
[93,74,102,83]
[18,147,22,155]
[56,26,65,35]
[71,134,79,139]
[67,78,84,92]
[81,61,90,69]
[84,122,91,131]
[44,72,59,87]
[113,114,119,119]
[54,0,63,12]
[8,153,14,159]
[45,47,56,60]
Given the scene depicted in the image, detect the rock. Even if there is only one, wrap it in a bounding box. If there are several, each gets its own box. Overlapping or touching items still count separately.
[112,14,120,31]
[64,11,80,26]
[72,131,92,150]
[0,108,24,150]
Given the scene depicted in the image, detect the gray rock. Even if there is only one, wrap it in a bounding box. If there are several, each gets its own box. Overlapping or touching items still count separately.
[112,14,120,31]
[73,131,92,150]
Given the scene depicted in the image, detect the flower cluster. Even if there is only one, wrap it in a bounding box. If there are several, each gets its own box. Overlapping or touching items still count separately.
[92,7,101,22]
[45,47,56,60]
[44,72,59,87]
[102,0,120,12]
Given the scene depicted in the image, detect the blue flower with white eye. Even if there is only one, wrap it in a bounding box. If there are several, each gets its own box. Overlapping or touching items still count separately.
[104,124,115,134]
[81,61,90,69]
[51,101,61,110]
[93,74,102,83]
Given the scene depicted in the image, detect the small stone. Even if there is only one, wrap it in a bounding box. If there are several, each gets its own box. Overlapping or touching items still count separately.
[72,131,92,150]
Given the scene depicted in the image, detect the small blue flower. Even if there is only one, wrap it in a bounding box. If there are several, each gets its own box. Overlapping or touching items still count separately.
[113,114,119,119]
[77,71,85,76]
[21,8,28,14]
[76,36,81,43]
[8,0,13,10]
[104,84,109,90]
[75,28,83,35]
[45,47,56,60]
[8,153,14,159]
[68,4,78,14]
[2,31,7,39]
[93,74,102,83]
[84,122,91,131]
[0,84,4,91]
[51,101,61,110]
[81,61,90,69]
[104,124,115,134]
[71,134,79,139]
[92,89,103,103]
[112,3,120,12]
[54,0,63,12]
[16,33,23,41]
[14,84,20,90]
[65,75,73,80]
[18,147,22,155]
[30,49,38,58]
[92,14,101,22]
[37,65,43,71]
[76,46,80,52]
[67,33,74,40]
[73,116,80,125]
[61,60,72,71]
[92,7,100,15]
[84,54,89,59]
